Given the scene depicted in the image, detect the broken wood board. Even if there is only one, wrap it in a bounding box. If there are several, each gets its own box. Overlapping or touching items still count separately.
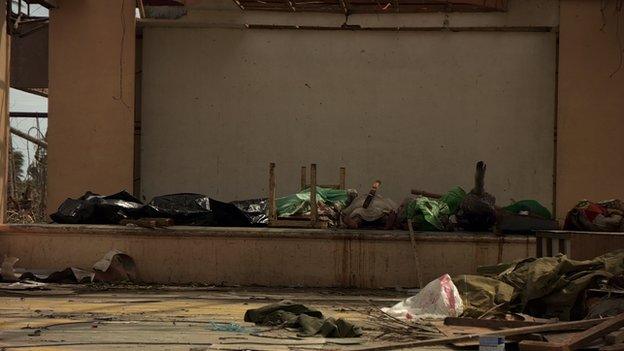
[356,317,612,351]
[519,313,624,351]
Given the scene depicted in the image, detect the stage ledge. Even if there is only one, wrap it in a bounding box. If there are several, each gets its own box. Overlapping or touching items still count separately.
[0,224,535,288]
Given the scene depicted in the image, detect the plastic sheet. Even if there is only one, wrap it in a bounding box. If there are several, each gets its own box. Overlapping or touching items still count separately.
[381,274,464,321]
[231,198,269,225]
[50,191,144,225]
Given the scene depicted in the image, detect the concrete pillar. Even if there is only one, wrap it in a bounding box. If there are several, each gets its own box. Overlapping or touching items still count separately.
[557,1,624,219]
[0,0,9,222]
[47,0,135,212]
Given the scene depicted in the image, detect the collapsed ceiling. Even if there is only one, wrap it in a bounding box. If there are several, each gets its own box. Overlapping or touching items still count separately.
[232,0,507,13]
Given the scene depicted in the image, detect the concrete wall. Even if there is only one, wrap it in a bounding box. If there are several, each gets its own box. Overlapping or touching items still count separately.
[556,1,624,219]
[0,224,535,287]
[140,16,557,206]
[47,0,135,212]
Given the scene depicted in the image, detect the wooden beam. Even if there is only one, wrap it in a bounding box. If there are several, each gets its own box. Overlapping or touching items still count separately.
[444,317,548,329]
[10,127,46,148]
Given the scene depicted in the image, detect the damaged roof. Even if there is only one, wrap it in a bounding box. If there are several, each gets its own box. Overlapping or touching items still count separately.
[232,0,508,13]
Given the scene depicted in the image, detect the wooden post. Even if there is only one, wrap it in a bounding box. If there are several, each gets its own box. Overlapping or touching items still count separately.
[339,167,346,189]
[300,166,307,190]
[0,6,9,223]
[137,0,146,18]
[310,163,318,226]
[269,162,277,223]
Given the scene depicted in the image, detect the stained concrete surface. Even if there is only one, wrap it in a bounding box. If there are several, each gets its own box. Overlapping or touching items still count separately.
[0,285,451,350]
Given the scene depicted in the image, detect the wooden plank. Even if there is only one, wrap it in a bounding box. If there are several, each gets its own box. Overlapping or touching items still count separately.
[444,317,549,329]
[310,163,318,226]
[521,314,624,351]
[519,340,565,351]
[354,318,611,351]
[566,313,624,350]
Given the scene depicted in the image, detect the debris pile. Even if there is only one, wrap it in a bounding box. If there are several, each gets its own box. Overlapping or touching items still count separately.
[0,249,137,288]
[357,250,624,351]
[565,199,624,232]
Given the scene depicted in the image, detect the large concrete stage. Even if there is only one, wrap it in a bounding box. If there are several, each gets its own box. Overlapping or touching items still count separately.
[0,224,535,288]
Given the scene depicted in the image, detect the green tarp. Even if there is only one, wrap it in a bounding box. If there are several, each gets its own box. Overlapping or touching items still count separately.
[454,250,624,320]
[406,186,466,231]
[244,301,362,338]
[276,187,351,217]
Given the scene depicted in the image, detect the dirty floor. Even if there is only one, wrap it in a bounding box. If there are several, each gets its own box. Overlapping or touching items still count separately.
[0,284,452,351]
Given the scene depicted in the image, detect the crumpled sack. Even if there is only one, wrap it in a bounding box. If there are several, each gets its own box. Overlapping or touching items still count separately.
[564,199,624,232]
[382,274,464,321]
[244,301,362,338]
[343,193,396,222]
[456,250,624,320]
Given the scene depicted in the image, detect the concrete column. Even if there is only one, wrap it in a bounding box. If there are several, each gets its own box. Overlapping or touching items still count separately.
[47,0,135,212]
[557,1,624,219]
[0,0,9,222]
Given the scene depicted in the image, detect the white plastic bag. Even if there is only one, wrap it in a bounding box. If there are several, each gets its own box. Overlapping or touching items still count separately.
[381,274,464,321]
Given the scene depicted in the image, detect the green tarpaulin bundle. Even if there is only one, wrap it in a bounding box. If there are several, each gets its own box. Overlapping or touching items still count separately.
[244,301,362,338]
[453,250,624,320]
[276,187,352,217]
[406,186,466,231]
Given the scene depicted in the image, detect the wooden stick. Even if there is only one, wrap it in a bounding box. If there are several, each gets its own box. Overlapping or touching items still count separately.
[339,167,346,190]
[300,166,307,190]
[477,302,506,319]
[310,163,318,226]
[353,318,612,351]
[407,219,424,288]
[269,163,277,223]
